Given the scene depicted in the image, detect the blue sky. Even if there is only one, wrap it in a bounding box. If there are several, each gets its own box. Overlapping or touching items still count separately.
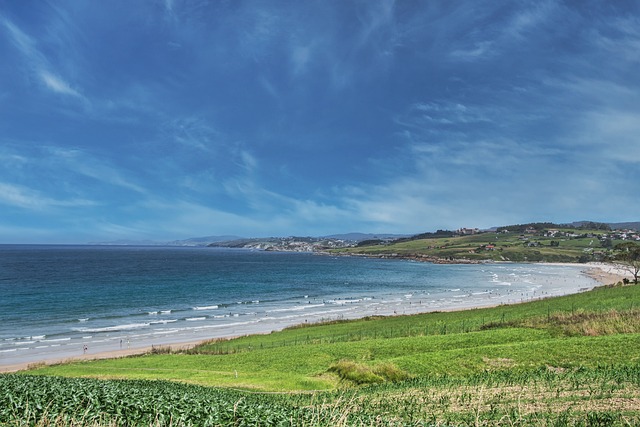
[1,1,639,243]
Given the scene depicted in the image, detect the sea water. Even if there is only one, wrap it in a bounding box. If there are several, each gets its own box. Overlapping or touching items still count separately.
[0,245,597,367]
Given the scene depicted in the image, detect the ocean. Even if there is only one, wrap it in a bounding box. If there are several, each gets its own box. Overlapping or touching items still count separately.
[0,245,597,367]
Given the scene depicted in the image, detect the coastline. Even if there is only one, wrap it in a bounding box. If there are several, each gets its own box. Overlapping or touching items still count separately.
[1,261,629,374]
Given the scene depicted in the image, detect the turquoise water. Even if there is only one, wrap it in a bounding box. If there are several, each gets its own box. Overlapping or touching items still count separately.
[0,245,596,366]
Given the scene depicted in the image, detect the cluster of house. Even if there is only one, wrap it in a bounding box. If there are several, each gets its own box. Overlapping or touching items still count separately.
[457,227,480,235]
[542,229,640,241]
[245,237,353,252]
[474,227,640,254]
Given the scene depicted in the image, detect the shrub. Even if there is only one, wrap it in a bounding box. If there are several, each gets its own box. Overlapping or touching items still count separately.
[329,360,384,384]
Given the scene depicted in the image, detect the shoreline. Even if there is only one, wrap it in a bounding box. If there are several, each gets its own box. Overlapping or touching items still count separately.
[1,262,630,374]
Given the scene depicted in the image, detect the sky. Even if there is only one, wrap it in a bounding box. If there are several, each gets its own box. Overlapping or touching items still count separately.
[1,1,639,244]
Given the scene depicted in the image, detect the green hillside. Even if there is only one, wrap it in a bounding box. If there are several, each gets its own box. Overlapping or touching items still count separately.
[333,225,635,263]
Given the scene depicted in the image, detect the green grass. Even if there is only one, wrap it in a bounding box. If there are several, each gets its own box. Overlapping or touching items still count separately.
[7,282,640,425]
[28,329,640,392]
[24,283,640,391]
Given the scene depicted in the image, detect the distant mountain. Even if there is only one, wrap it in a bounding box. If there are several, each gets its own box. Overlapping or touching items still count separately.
[88,239,162,246]
[569,221,640,231]
[607,222,640,231]
[90,235,243,246]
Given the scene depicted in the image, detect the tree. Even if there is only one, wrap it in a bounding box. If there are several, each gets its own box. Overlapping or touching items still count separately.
[614,242,640,284]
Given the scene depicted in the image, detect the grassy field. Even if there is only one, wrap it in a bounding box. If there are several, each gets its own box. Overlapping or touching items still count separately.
[332,228,624,263]
[3,281,640,425]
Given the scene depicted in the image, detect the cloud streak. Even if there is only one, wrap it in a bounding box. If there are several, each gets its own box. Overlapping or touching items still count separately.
[0,14,85,100]
[0,182,95,210]
[39,70,81,97]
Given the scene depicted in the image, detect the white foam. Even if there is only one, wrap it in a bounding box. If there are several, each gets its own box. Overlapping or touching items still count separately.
[185,317,206,321]
[193,305,218,310]
[152,330,176,335]
[150,319,178,325]
[266,303,326,313]
[73,323,150,333]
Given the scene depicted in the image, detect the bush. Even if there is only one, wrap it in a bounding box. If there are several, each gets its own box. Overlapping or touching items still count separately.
[328,360,409,385]
[373,362,410,382]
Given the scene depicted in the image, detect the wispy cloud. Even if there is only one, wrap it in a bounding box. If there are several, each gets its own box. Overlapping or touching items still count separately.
[503,0,560,40]
[406,102,492,126]
[0,15,33,52]
[450,41,494,61]
[540,76,640,163]
[0,182,95,210]
[161,117,218,152]
[129,199,264,238]
[39,70,81,97]
[448,0,562,61]
[0,14,85,100]
[45,147,147,194]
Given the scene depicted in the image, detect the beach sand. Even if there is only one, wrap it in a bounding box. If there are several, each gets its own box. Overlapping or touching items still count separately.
[583,262,634,285]
[1,262,633,374]
[0,342,200,373]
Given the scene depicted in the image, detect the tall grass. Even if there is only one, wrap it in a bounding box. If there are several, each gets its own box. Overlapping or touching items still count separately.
[5,365,640,426]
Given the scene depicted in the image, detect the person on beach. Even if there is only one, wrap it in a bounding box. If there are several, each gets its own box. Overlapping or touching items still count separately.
[83,345,88,354]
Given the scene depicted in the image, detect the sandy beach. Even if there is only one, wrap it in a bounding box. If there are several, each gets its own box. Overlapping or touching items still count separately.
[0,341,201,373]
[582,262,634,285]
[1,261,632,374]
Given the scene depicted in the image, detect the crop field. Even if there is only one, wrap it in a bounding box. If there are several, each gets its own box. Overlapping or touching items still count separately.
[3,365,640,426]
[4,283,640,425]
